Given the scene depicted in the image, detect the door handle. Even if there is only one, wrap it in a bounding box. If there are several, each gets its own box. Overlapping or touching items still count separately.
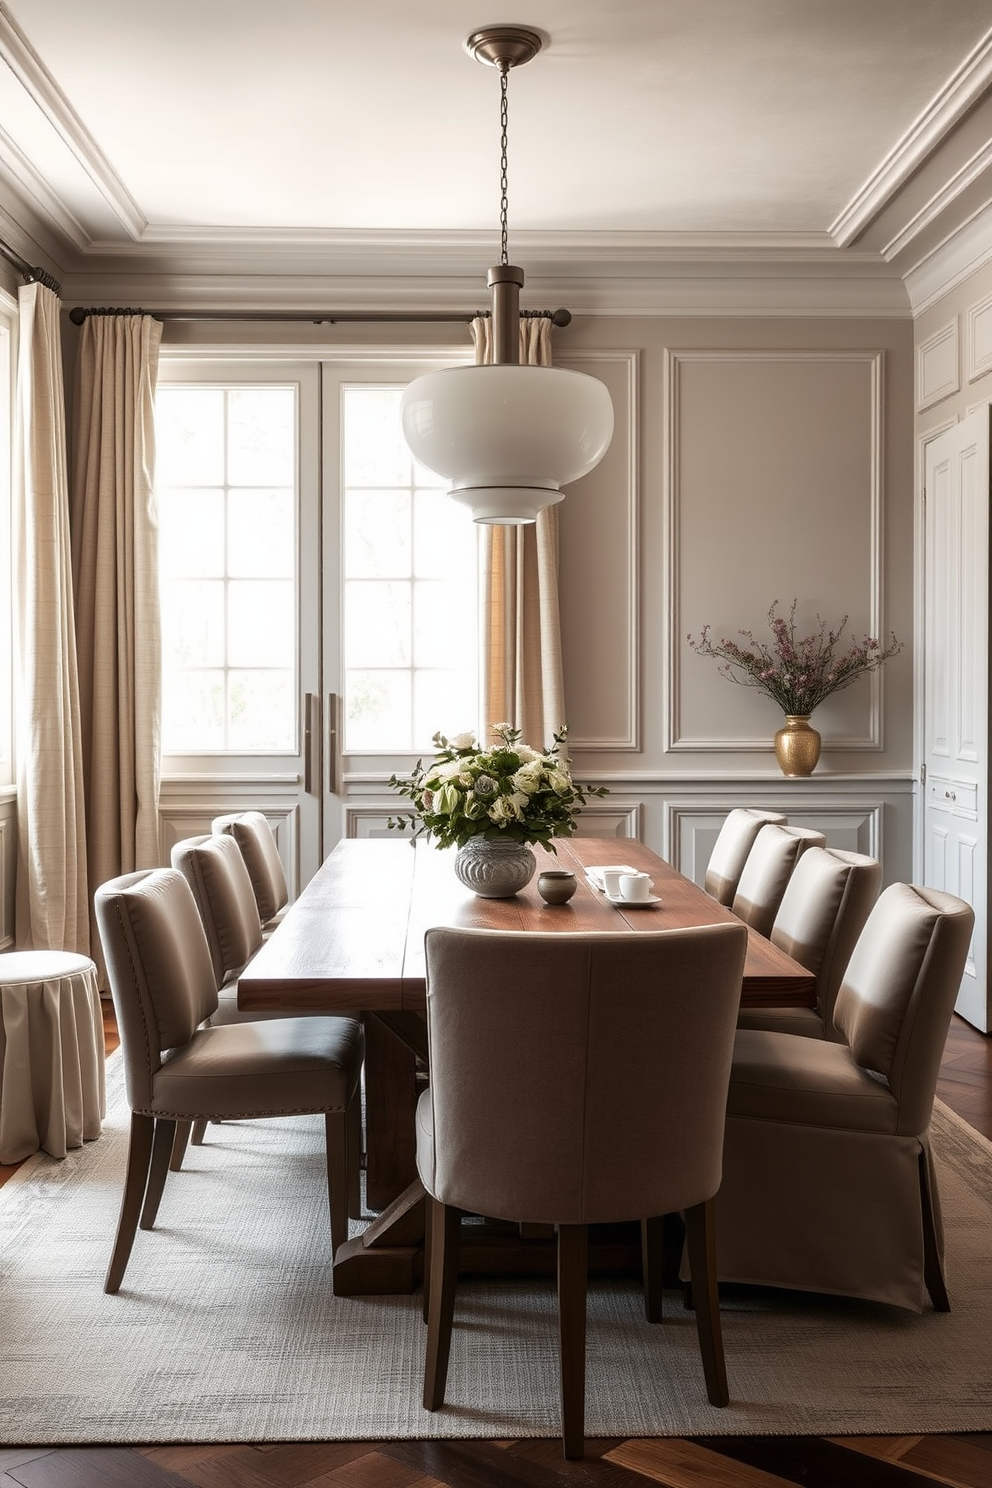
[327,692,340,796]
[303,693,321,795]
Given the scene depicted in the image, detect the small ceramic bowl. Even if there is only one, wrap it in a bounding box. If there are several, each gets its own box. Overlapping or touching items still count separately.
[537,869,578,905]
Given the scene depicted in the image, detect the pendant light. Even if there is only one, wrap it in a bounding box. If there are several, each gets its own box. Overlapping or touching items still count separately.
[400,25,614,525]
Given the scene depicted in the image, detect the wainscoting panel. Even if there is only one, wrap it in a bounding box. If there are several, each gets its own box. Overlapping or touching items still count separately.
[667,349,886,755]
[556,350,640,751]
[157,780,300,897]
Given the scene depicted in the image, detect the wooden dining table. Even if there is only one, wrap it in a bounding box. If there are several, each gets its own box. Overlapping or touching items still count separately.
[238,835,816,1294]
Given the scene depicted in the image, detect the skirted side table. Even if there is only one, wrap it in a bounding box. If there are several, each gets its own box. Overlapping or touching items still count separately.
[0,950,106,1164]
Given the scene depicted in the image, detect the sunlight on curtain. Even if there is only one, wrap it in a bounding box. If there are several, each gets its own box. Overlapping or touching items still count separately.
[13,282,89,951]
[71,314,163,938]
[472,315,566,749]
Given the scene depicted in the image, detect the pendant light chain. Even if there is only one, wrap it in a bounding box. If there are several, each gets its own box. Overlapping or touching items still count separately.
[499,65,510,266]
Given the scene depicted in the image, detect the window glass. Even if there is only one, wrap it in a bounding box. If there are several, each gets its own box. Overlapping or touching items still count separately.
[342,386,479,752]
[156,384,297,753]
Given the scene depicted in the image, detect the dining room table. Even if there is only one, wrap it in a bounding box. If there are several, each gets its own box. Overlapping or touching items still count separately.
[238,835,816,1294]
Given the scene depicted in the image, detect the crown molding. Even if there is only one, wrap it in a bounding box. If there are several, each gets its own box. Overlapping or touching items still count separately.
[830,25,992,247]
[0,1,145,240]
[903,198,992,315]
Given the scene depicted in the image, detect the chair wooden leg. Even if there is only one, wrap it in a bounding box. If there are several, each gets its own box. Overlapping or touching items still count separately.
[641,1216,665,1323]
[105,1112,155,1295]
[557,1223,588,1460]
[423,1198,460,1410]
[325,1110,350,1262]
[683,1199,729,1407]
[190,1118,209,1146]
[169,1120,192,1172]
[140,1117,177,1231]
[919,1150,951,1312]
[422,1194,433,1325]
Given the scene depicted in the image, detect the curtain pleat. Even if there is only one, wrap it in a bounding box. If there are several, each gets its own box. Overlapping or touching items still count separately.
[12,283,89,952]
[70,315,163,938]
[474,315,566,748]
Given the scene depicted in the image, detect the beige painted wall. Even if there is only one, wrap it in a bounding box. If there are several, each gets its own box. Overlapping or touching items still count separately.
[554,314,915,778]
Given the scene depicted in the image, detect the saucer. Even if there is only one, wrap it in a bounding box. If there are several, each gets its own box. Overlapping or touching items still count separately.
[606,891,661,909]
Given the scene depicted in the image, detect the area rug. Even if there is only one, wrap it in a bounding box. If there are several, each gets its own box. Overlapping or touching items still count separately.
[1,1051,991,1445]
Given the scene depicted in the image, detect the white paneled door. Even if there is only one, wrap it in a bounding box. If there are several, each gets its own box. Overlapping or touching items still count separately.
[922,406,990,1031]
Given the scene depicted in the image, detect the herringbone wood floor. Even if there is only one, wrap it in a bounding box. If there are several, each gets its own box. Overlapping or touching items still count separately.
[1,1010,990,1487]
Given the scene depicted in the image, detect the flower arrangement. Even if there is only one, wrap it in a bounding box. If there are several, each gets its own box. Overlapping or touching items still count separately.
[387,723,607,851]
[687,600,902,717]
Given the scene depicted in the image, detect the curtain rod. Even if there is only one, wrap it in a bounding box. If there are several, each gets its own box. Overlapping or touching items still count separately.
[0,233,61,295]
[67,306,572,327]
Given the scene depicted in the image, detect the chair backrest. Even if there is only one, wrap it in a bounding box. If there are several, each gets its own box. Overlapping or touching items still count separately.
[731,823,825,937]
[171,833,263,987]
[704,808,787,905]
[832,882,974,1135]
[211,811,288,924]
[769,846,882,1036]
[421,922,748,1227]
[94,868,219,1110]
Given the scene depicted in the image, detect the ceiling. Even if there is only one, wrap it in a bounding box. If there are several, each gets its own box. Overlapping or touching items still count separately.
[2,0,992,312]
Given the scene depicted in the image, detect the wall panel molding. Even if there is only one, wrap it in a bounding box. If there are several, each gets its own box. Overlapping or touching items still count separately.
[557,348,641,751]
[666,348,886,754]
[966,290,992,383]
[917,319,960,409]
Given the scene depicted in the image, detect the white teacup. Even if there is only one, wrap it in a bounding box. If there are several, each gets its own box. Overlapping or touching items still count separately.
[600,868,627,897]
[618,871,652,902]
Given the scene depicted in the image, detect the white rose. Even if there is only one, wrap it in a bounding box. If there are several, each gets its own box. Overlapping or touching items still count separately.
[511,763,542,794]
[548,768,573,796]
[450,731,477,750]
[432,759,464,780]
[515,745,540,763]
[488,795,515,825]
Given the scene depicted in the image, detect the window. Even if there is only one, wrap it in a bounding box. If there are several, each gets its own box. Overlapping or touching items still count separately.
[155,384,297,753]
[342,385,479,752]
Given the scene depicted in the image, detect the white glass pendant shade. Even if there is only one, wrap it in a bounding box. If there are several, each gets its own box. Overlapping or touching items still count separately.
[401,363,614,524]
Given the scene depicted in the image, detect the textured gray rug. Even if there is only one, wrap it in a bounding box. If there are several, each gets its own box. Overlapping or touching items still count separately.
[1,1050,991,1445]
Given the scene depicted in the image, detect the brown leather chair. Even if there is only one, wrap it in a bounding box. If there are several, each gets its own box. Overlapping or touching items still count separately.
[730,823,826,937]
[713,883,974,1312]
[212,811,289,931]
[736,846,881,1039]
[416,921,748,1459]
[704,808,787,906]
[94,867,364,1295]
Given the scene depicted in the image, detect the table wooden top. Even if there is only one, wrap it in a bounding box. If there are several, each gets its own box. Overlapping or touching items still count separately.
[237,837,816,1014]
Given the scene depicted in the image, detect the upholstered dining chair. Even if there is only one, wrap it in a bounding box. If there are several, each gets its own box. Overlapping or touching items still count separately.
[736,846,881,1039]
[712,883,974,1312]
[171,833,264,1001]
[212,810,289,932]
[169,832,279,1170]
[416,921,749,1459]
[94,867,364,1295]
[730,823,826,938]
[703,808,787,906]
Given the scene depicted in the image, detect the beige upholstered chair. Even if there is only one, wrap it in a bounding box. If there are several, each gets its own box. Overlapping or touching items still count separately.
[736,846,881,1039]
[416,922,748,1458]
[212,811,289,931]
[713,883,974,1312]
[730,823,826,937]
[171,833,263,1002]
[169,833,277,1168]
[704,808,787,906]
[94,868,364,1294]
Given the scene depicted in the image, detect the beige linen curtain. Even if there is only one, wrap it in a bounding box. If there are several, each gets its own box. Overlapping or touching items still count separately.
[71,314,164,928]
[472,314,566,748]
[13,283,89,951]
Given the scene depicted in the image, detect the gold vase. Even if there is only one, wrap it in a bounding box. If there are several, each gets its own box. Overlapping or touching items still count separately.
[774,715,821,777]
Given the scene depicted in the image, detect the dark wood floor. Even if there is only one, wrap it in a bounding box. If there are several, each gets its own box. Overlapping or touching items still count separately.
[1,1011,990,1488]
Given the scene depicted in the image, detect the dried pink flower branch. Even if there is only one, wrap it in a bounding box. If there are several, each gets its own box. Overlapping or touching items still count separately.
[687,600,902,717]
